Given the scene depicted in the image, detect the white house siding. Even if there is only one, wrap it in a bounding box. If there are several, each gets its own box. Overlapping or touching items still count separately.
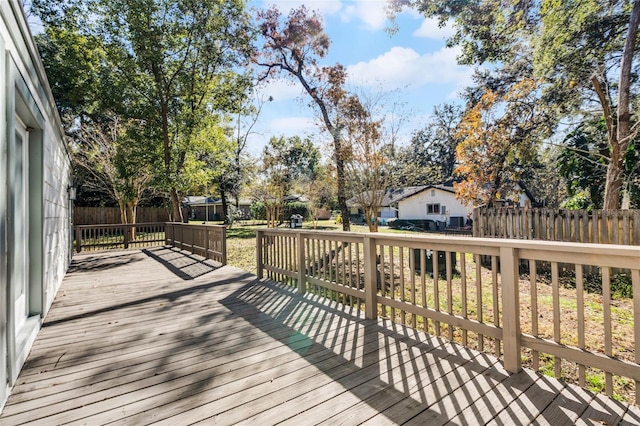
[0,1,72,410]
[398,188,472,225]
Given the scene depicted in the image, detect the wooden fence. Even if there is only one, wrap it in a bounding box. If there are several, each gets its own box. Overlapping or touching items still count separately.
[473,207,640,245]
[256,228,640,403]
[74,206,170,225]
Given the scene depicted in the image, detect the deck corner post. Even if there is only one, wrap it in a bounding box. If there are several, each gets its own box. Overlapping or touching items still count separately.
[75,226,82,253]
[297,231,305,294]
[204,226,210,260]
[363,236,377,320]
[256,229,264,279]
[221,226,227,265]
[500,245,521,373]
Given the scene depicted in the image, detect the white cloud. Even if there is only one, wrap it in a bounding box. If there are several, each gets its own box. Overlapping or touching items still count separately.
[260,0,392,31]
[340,2,388,30]
[346,45,473,93]
[413,17,456,40]
[261,0,343,16]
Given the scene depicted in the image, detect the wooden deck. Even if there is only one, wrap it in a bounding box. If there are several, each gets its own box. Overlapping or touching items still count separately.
[1,247,640,425]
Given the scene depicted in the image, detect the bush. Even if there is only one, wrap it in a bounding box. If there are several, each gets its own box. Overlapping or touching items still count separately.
[284,201,307,220]
[250,201,266,220]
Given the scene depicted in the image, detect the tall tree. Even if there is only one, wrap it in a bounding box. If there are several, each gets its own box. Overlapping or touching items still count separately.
[454,79,547,205]
[558,121,611,210]
[256,5,367,231]
[36,0,255,221]
[390,0,640,209]
[71,115,154,225]
[256,135,320,227]
[216,93,271,223]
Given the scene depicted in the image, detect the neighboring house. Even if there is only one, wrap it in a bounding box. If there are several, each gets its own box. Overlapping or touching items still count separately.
[397,184,535,227]
[1,1,73,410]
[347,187,426,219]
[183,196,251,221]
[398,185,470,227]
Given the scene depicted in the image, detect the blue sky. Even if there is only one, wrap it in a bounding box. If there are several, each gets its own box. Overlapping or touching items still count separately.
[247,0,476,156]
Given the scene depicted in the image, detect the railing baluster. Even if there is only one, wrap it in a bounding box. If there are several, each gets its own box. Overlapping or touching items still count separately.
[433,250,440,337]
[446,250,453,340]
[531,260,539,372]
[576,263,585,386]
[552,261,561,378]
[603,266,613,395]
[492,255,500,357]
[476,254,484,352]
[421,249,427,333]
[633,268,640,404]
[461,252,468,347]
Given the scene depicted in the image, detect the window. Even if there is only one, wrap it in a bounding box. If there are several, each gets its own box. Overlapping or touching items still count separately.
[426,203,440,214]
[441,205,447,215]
[431,189,436,197]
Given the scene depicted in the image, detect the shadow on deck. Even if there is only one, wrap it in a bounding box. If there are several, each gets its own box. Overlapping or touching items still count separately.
[1,248,639,425]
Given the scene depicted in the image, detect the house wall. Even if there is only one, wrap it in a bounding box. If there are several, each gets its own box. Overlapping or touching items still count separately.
[0,1,72,410]
[398,188,471,225]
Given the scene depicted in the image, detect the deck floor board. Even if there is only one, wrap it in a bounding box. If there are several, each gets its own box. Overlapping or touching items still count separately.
[1,247,638,425]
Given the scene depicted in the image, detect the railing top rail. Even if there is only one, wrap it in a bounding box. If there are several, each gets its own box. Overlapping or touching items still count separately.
[75,222,167,229]
[165,222,227,230]
[256,228,640,257]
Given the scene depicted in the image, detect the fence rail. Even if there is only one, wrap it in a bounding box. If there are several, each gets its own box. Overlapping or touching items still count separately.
[474,207,640,245]
[165,223,227,265]
[256,228,640,403]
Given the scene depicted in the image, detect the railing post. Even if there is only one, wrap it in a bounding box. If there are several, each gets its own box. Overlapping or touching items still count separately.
[256,229,264,279]
[500,246,521,373]
[297,232,305,294]
[204,226,210,260]
[363,236,377,319]
[75,227,82,253]
[221,226,227,265]
[123,224,129,249]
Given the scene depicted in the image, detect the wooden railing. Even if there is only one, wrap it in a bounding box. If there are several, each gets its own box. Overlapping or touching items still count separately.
[474,207,640,245]
[256,228,640,403]
[74,222,227,266]
[165,222,227,265]
[75,222,166,252]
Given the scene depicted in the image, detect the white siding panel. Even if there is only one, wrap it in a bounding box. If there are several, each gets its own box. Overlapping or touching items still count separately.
[398,188,472,224]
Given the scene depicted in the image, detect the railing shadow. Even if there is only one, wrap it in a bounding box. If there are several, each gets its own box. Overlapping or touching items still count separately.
[67,252,145,273]
[143,246,222,280]
[218,279,639,424]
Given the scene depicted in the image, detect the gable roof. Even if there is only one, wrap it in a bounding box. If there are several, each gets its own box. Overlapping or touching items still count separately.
[395,185,457,203]
[347,185,456,208]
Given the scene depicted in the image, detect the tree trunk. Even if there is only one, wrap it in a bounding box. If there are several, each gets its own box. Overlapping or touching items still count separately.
[334,135,351,232]
[603,0,640,209]
[126,202,136,240]
[220,189,229,224]
[170,188,183,222]
[118,200,127,224]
